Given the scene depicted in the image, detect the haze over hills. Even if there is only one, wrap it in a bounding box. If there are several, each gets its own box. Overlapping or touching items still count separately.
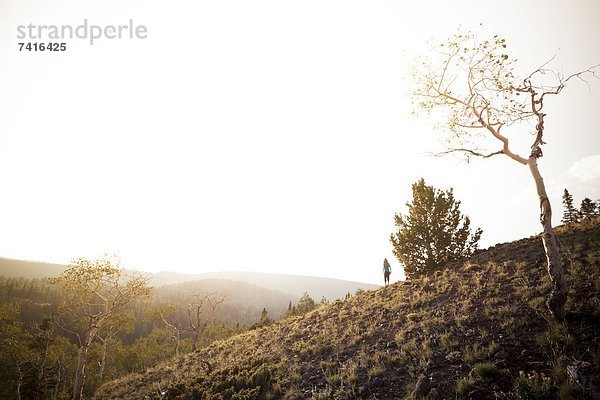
[0,275,295,331]
[0,257,378,301]
[152,271,379,300]
[150,279,297,323]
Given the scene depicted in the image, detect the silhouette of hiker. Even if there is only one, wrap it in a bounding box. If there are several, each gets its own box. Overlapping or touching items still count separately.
[383,258,391,286]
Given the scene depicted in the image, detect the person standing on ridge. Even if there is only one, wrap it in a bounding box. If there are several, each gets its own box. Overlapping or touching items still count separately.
[383,258,391,286]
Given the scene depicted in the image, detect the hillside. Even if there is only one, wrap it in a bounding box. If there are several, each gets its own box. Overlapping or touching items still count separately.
[95,218,600,399]
[0,257,66,278]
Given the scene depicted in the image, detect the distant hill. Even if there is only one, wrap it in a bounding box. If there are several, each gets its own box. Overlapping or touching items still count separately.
[0,257,66,279]
[150,279,297,324]
[152,271,379,301]
[95,218,600,399]
[0,258,377,302]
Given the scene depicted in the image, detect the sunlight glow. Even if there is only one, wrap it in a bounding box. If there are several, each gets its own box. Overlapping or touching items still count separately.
[1,0,599,284]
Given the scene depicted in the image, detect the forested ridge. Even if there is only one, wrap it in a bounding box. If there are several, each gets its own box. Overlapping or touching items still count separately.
[0,275,303,399]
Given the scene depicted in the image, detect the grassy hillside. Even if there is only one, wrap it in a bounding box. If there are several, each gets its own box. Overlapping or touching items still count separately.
[96,218,600,399]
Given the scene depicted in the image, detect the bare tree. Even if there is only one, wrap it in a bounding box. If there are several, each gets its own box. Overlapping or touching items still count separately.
[207,292,229,327]
[187,292,229,350]
[147,304,186,357]
[411,29,599,319]
[51,256,151,400]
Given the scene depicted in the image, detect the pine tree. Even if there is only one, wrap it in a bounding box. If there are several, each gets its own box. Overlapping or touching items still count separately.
[561,189,578,224]
[259,308,272,325]
[579,197,598,219]
[390,178,482,279]
[296,292,316,314]
[284,301,294,317]
[319,296,329,307]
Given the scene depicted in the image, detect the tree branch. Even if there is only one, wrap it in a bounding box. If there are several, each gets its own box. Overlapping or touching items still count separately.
[429,148,504,160]
[54,317,82,346]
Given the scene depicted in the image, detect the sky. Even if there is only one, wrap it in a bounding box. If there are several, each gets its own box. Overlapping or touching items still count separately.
[0,0,599,285]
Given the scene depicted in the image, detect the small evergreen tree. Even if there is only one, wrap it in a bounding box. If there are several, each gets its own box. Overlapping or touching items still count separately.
[561,189,578,224]
[296,292,316,314]
[579,197,598,219]
[259,308,272,326]
[390,178,482,279]
[284,301,293,317]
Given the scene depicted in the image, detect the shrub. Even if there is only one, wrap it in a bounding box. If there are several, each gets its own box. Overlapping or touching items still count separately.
[514,371,552,400]
[456,378,475,396]
[472,362,499,379]
[557,382,584,400]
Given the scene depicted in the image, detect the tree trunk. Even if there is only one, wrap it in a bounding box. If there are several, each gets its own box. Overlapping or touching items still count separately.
[36,342,50,399]
[192,330,199,352]
[72,345,88,400]
[528,157,567,319]
[16,367,22,400]
[72,323,100,400]
[52,361,61,400]
[99,338,108,381]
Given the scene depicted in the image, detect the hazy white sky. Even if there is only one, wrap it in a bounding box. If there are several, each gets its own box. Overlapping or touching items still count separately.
[1,0,599,285]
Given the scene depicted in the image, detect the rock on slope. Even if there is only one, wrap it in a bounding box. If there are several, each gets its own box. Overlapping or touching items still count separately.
[95,218,600,399]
